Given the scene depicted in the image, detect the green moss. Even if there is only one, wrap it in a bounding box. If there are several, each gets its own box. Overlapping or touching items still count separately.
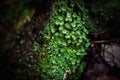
[34,0,91,79]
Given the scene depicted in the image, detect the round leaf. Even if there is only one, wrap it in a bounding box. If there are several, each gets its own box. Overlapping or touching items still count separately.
[62,30,67,34]
[51,27,55,33]
[65,35,70,38]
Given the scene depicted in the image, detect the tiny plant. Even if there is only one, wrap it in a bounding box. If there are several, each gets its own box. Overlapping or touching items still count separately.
[36,0,91,79]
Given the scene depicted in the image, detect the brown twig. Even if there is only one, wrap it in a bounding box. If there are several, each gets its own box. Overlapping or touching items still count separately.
[91,38,120,43]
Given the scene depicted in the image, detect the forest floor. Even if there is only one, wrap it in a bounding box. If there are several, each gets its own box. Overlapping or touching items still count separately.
[1,0,120,80]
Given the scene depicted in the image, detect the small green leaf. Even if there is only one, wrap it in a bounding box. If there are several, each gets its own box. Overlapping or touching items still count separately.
[61,7,66,11]
[77,16,81,21]
[76,30,80,35]
[55,20,59,25]
[59,21,64,25]
[83,29,89,34]
[58,16,63,20]
[73,13,77,18]
[60,49,64,52]
[71,22,76,27]
[66,12,71,17]
[52,59,56,64]
[72,61,75,65]
[85,42,90,47]
[81,47,85,52]
[62,42,67,46]
[59,26,63,30]
[77,23,82,27]
[68,17,72,21]
[76,52,82,55]
[65,17,72,22]
[55,32,59,36]
[76,43,80,46]
[71,35,76,40]
[51,27,55,33]
[55,48,59,52]
[62,30,67,34]
[65,23,70,29]
[65,35,70,38]
[67,40,71,43]
[65,17,69,21]
[58,8,62,12]
[82,22,85,24]
[58,40,62,44]
[79,39,82,43]
[73,37,76,40]
[45,35,50,39]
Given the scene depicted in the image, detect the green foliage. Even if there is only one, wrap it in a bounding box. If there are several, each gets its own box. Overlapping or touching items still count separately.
[36,0,90,79]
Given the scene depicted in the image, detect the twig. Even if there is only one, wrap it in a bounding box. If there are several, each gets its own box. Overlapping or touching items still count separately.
[91,38,120,43]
